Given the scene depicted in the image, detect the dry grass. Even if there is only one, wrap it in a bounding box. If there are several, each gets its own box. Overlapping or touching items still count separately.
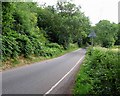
[2,56,47,71]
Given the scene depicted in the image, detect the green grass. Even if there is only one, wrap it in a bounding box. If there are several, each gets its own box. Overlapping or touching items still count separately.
[73,46,120,95]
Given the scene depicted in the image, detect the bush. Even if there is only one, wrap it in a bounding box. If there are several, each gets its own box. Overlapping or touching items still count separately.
[46,43,62,49]
[69,43,78,49]
[73,47,120,95]
[30,37,43,56]
[40,46,62,57]
[16,35,33,58]
[2,35,20,61]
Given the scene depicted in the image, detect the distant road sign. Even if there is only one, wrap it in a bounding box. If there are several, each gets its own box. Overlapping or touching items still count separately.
[88,30,96,47]
[88,30,96,37]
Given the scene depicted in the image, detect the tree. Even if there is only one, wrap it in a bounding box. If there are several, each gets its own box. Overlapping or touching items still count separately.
[2,2,46,60]
[2,1,91,61]
[94,20,118,47]
[56,1,91,48]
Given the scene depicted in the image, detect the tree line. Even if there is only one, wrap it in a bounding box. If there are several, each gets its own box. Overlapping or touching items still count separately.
[1,2,119,61]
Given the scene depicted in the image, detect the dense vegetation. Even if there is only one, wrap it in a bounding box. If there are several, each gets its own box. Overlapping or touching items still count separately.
[1,1,120,94]
[2,2,119,62]
[94,20,119,47]
[73,47,120,95]
[1,2,91,61]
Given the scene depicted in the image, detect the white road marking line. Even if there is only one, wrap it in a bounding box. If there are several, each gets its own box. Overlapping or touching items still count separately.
[44,55,85,95]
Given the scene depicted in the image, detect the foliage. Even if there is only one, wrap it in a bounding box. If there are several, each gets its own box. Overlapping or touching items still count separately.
[40,43,62,57]
[2,2,46,61]
[46,43,62,49]
[115,23,120,45]
[2,2,118,62]
[37,2,91,49]
[94,20,118,47]
[2,35,20,60]
[73,47,120,95]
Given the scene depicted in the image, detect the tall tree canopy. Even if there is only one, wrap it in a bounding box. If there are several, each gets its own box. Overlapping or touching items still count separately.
[37,2,91,49]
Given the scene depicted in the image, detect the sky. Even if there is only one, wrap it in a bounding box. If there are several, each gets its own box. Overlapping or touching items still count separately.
[34,0,119,25]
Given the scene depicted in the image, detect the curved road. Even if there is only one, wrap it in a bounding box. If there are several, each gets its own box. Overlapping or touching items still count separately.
[2,48,86,95]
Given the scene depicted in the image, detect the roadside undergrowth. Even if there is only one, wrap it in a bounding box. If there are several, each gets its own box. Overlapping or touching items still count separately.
[2,43,79,71]
[73,46,120,95]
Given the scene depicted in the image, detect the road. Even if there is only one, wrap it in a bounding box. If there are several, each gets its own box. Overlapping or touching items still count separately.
[2,48,86,95]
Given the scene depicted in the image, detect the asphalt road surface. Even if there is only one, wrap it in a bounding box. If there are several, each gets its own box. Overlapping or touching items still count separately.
[2,48,86,95]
